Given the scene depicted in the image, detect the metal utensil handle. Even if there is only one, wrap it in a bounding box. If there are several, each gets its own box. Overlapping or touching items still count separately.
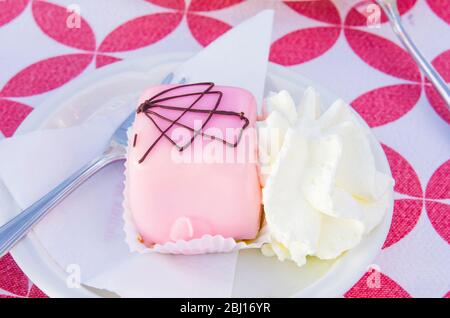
[382,2,450,108]
[0,153,122,257]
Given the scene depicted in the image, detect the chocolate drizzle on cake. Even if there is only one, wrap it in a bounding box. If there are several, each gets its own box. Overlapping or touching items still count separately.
[132,133,137,147]
[135,83,250,164]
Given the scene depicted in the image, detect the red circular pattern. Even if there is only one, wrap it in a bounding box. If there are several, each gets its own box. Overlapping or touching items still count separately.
[426,0,450,24]
[345,0,417,26]
[0,0,29,28]
[0,0,448,298]
[0,99,33,137]
[425,50,450,124]
[32,0,96,51]
[344,28,421,82]
[0,54,94,97]
[345,269,412,298]
[381,144,423,249]
[284,0,341,25]
[270,27,341,65]
[271,0,341,66]
[188,0,243,12]
[187,13,232,47]
[146,0,185,11]
[426,160,450,244]
[350,84,422,127]
[0,254,46,298]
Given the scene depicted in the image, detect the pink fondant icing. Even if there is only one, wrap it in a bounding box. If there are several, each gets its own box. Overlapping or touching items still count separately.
[125,84,261,244]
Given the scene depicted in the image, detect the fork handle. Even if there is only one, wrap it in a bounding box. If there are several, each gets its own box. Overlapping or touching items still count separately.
[381,2,450,108]
[0,153,124,257]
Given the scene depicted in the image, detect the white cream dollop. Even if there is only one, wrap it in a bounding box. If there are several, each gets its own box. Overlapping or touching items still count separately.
[258,88,394,267]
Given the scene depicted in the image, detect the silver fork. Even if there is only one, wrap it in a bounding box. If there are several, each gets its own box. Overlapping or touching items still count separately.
[376,0,450,109]
[0,73,185,257]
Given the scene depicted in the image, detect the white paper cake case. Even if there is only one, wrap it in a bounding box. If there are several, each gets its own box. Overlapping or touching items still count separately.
[122,128,270,255]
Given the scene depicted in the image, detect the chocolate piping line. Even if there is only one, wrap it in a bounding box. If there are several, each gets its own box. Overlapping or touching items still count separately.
[135,83,249,163]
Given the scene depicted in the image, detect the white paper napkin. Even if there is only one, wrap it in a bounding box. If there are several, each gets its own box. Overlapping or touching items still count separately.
[0,10,274,297]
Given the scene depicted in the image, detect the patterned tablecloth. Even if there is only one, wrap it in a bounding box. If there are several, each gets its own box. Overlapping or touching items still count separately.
[0,0,449,298]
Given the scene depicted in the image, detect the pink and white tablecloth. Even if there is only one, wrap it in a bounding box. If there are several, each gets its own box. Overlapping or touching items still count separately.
[0,0,449,298]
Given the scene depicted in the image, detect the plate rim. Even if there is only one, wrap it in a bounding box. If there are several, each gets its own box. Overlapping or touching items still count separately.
[8,52,393,298]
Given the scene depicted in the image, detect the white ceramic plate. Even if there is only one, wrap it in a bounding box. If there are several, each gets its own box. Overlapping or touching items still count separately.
[5,53,393,298]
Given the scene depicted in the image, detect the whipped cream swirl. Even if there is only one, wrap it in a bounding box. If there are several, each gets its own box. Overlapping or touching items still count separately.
[258,88,394,267]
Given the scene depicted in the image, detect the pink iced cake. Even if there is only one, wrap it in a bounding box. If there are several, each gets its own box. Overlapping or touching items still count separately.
[125,83,262,245]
